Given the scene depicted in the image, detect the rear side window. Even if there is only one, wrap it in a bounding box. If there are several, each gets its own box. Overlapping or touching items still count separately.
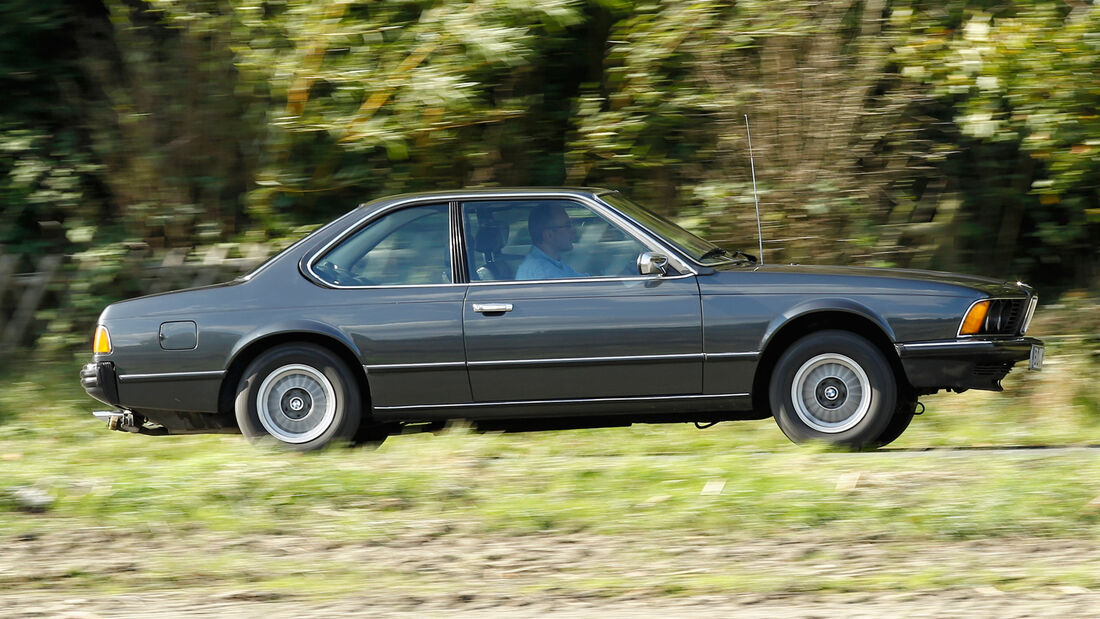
[313,204,452,286]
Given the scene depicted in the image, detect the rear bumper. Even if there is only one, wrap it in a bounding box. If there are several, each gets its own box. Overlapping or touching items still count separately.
[82,360,236,435]
[81,361,121,406]
[896,337,1042,392]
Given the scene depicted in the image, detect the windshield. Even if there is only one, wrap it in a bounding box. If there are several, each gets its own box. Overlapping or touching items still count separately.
[599,192,734,266]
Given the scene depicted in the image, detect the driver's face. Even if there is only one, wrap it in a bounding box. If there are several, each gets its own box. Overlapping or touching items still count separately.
[545,213,575,253]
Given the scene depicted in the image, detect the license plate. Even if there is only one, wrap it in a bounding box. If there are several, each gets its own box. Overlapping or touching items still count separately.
[1029,344,1044,371]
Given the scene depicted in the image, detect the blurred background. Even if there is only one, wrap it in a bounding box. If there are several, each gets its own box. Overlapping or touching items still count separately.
[0,0,1097,352]
[1,3,1099,614]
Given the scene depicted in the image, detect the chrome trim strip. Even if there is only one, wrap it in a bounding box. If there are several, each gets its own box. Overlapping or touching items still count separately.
[465,272,695,287]
[118,370,226,383]
[901,340,996,348]
[375,392,750,411]
[704,352,760,360]
[1020,295,1038,335]
[304,190,699,290]
[367,353,705,372]
[467,353,704,368]
[896,341,995,352]
[292,272,693,291]
[363,361,467,372]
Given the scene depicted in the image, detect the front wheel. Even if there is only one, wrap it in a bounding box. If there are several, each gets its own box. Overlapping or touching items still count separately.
[235,343,362,451]
[769,331,897,449]
[872,399,917,448]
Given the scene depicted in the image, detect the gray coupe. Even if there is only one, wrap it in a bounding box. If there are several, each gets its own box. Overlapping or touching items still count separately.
[82,188,1043,450]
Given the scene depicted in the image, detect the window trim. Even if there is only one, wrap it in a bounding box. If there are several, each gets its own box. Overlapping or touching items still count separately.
[303,191,698,290]
[449,201,469,284]
[305,201,454,289]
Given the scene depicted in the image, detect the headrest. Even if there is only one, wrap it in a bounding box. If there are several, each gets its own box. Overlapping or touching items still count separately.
[474,222,508,254]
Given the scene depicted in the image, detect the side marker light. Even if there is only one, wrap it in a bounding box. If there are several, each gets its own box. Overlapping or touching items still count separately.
[960,301,990,336]
[93,325,112,354]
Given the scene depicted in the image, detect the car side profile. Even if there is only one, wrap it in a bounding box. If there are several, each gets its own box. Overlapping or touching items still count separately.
[82,188,1043,450]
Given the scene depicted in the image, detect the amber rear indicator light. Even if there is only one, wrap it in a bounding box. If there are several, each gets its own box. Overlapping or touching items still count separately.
[960,300,990,335]
[93,325,112,354]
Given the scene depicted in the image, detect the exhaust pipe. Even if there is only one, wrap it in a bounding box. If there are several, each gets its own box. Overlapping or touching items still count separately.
[91,410,168,436]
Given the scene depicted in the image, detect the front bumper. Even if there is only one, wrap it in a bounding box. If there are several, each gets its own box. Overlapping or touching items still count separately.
[896,337,1043,392]
[81,361,121,406]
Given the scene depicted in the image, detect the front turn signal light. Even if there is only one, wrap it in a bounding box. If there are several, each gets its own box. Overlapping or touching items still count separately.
[93,325,112,354]
[960,300,990,335]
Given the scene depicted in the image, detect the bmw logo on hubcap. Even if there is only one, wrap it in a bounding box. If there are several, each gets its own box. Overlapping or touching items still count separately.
[281,388,313,420]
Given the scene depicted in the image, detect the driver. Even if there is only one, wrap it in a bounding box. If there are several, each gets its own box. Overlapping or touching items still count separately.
[516,204,587,280]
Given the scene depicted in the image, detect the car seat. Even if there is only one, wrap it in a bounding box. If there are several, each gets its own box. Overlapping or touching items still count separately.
[473,221,512,281]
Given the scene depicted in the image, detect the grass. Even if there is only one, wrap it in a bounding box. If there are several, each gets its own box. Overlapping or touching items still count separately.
[1,306,1098,600]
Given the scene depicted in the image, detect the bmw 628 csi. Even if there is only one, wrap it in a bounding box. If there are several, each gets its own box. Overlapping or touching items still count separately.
[81,188,1043,450]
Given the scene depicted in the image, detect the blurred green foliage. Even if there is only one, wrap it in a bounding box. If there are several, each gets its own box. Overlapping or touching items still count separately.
[0,0,1097,345]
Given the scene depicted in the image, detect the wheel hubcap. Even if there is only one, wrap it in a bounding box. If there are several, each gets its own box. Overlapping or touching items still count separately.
[256,364,337,444]
[280,388,312,420]
[816,378,848,409]
[791,353,871,433]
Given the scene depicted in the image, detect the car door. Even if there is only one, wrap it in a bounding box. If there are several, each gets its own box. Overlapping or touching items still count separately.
[307,202,470,409]
[461,198,703,403]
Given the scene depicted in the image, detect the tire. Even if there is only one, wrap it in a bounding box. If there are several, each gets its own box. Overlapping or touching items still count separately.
[354,421,397,450]
[873,399,917,448]
[769,330,897,449]
[235,343,362,451]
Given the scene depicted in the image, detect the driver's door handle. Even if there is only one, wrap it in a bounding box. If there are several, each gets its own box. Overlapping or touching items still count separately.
[472,303,513,314]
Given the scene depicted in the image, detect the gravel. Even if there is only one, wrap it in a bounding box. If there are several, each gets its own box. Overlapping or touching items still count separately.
[2,527,1098,617]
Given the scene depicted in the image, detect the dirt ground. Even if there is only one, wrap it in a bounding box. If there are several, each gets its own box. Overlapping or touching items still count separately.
[2,528,1098,618]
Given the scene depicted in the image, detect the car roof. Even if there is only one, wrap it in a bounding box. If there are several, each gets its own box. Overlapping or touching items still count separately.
[356,187,615,212]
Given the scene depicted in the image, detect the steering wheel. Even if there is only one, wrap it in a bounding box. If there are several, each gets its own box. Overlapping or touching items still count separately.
[313,261,375,287]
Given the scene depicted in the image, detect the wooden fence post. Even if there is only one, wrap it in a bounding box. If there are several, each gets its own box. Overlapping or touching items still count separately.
[0,255,63,352]
[0,254,20,337]
[0,248,270,352]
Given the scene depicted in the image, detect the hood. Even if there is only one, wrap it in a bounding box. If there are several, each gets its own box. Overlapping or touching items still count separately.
[710,263,1029,297]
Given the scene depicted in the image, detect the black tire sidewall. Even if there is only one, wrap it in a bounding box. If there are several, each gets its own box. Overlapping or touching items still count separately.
[235,343,362,451]
[874,399,917,448]
[354,421,397,449]
[770,330,896,448]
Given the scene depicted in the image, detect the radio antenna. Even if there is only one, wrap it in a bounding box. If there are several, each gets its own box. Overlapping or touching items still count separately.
[744,114,764,266]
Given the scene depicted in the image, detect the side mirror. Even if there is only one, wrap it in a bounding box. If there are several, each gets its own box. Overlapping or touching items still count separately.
[637,252,669,276]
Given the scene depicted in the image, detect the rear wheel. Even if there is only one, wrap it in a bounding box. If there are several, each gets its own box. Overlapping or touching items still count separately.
[354,421,397,449]
[235,343,362,451]
[769,330,897,449]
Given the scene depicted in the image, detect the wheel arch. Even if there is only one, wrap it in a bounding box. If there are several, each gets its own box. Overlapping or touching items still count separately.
[217,325,370,419]
[751,304,910,416]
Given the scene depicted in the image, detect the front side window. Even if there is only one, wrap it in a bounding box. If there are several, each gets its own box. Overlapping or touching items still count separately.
[312,203,452,286]
[463,199,647,282]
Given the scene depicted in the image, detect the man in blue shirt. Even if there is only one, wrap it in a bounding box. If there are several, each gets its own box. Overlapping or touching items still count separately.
[516,203,587,280]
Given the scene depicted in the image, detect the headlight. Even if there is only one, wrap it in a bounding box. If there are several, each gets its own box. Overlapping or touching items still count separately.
[93,325,112,354]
